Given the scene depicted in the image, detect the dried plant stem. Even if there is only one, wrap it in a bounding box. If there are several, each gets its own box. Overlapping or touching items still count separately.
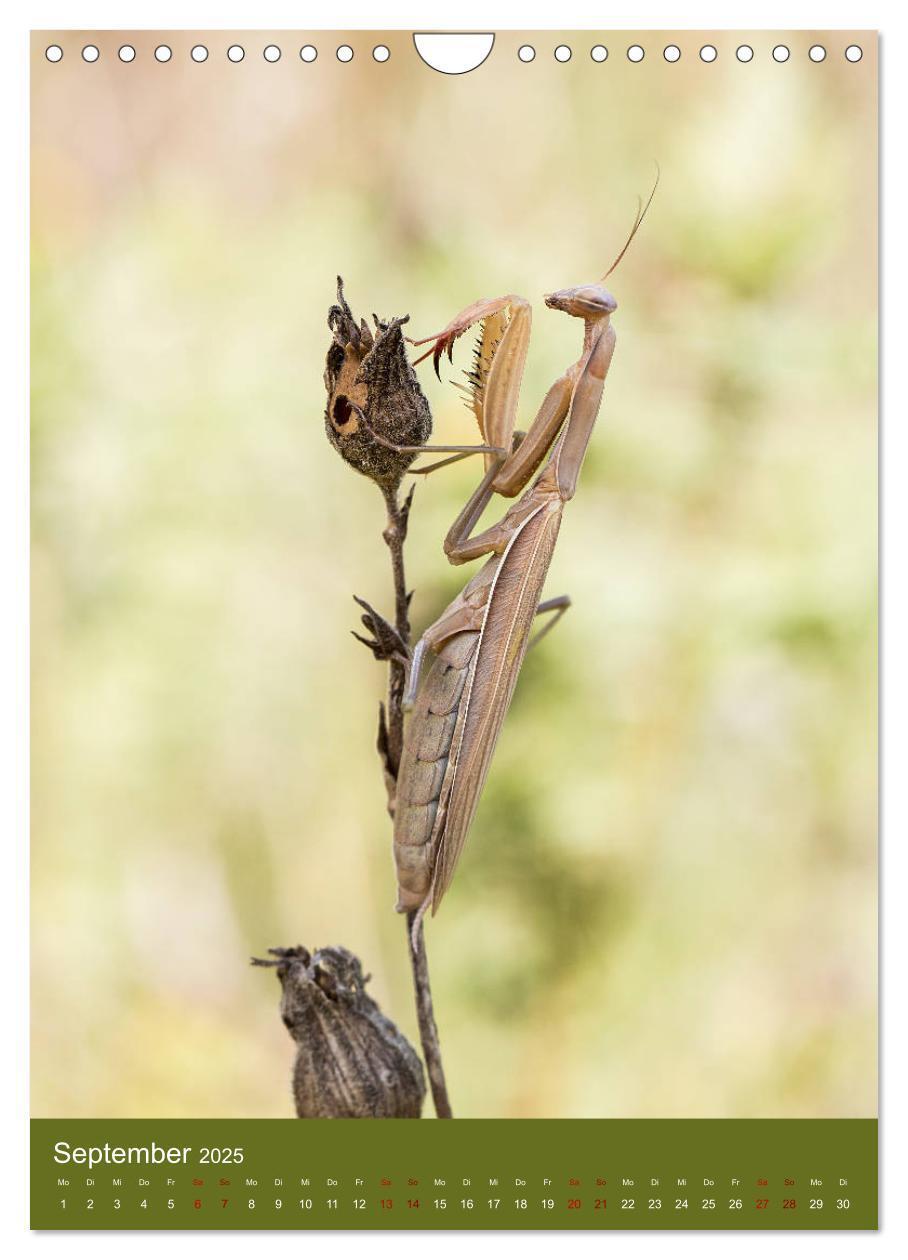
[406,910,453,1119]
[381,483,453,1119]
[381,485,411,777]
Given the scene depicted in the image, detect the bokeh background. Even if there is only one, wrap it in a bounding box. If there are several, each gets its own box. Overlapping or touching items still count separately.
[31,30,877,1118]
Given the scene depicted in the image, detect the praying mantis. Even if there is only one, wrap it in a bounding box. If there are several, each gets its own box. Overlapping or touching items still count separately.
[385,185,656,927]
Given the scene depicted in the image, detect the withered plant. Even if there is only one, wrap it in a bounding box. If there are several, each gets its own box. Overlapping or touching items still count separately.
[256,278,451,1119]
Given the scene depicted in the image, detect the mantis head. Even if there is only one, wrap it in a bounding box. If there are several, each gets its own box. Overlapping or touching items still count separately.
[544,284,617,320]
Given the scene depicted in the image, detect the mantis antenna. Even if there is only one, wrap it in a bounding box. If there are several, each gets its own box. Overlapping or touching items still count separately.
[601,162,660,281]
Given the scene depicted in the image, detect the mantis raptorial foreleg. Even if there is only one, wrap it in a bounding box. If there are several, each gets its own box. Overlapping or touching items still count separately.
[411,294,579,486]
[413,295,531,459]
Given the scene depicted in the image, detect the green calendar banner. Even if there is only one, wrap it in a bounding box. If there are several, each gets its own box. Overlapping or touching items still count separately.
[31,1119,877,1230]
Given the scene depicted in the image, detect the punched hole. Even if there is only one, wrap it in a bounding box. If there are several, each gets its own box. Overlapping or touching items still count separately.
[337,45,354,63]
[373,45,390,62]
[736,45,754,62]
[300,45,317,63]
[627,44,645,63]
[845,44,863,62]
[809,44,826,62]
[82,45,99,63]
[118,45,136,63]
[518,44,535,62]
[227,45,245,63]
[591,45,608,63]
[663,45,681,62]
[154,45,172,63]
[264,45,281,62]
[772,45,790,62]
[700,44,717,62]
[191,45,208,62]
[45,45,63,62]
[554,45,572,62]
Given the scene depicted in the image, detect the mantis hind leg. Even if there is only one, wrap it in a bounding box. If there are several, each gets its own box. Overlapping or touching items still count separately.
[528,593,571,650]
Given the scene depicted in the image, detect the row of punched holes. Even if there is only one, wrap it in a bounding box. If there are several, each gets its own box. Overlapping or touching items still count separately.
[44,41,865,66]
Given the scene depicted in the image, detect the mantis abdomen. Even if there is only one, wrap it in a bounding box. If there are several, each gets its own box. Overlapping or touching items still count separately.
[393,629,478,912]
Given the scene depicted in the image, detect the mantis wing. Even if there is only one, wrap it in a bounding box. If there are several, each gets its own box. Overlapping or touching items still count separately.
[430,499,562,912]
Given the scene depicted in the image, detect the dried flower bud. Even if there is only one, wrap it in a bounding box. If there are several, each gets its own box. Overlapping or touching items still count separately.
[253,945,425,1119]
[324,278,432,490]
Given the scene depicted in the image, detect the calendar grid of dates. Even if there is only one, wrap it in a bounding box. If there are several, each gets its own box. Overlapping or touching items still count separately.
[31,1118,877,1230]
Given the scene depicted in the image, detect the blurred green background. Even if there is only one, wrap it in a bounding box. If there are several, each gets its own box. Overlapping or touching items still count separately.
[31,31,876,1118]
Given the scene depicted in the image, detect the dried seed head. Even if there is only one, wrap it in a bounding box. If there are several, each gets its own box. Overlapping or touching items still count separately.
[325,278,432,490]
[253,945,426,1119]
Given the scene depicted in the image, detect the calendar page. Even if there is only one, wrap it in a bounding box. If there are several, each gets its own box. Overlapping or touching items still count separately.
[29,27,878,1232]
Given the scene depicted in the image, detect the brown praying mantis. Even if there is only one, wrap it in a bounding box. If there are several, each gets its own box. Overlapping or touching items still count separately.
[373,184,657,930]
